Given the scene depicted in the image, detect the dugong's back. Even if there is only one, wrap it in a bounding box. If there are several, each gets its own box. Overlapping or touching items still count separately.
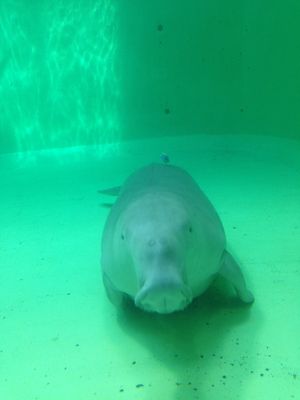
[110,163,223,232]
[108,163,223,229]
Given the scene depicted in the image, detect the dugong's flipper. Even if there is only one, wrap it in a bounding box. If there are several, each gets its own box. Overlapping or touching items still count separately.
[98,186,121,208]
[98,186,121,196]
[219,251,254,303]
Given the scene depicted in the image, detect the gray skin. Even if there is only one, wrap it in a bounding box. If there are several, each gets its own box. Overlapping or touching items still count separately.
[100,163,254,314]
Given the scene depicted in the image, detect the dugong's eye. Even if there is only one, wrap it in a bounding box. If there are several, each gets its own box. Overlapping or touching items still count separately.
[189,227,193,233]
[121,234,125,240]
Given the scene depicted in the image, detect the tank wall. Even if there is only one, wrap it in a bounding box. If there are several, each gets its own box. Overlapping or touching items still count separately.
[0,0,300,153]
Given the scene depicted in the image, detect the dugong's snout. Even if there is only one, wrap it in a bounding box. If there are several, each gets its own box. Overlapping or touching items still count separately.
[134,280,193,314]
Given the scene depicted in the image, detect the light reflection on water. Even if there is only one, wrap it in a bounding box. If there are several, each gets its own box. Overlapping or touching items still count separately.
[0,1,120,153]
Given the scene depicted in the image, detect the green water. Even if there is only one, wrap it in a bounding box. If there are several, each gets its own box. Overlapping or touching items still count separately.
[1,1,300,399]
[0,134,300,399]
[1,1,300,154]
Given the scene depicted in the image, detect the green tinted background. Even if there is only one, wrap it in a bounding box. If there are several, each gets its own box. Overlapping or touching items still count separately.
[0,0,300,153]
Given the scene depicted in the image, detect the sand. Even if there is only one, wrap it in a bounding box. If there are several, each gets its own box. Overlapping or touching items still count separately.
[0,133,299,400]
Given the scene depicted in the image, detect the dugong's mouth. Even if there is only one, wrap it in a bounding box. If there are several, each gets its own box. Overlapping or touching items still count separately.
[134,282,192,314]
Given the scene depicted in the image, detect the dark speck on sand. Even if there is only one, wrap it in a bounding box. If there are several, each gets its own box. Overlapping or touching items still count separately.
[136,384,144,388]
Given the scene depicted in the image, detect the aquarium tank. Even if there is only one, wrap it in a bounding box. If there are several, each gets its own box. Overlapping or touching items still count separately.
[0,1,299,399]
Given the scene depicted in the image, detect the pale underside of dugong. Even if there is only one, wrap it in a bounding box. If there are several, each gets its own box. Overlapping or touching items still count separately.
[100,162,254,314]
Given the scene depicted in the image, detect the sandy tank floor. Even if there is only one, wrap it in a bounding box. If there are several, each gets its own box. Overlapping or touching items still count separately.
[0,133,299,400]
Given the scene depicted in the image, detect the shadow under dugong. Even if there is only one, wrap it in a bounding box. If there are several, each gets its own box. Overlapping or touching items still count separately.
[114,276,255,399]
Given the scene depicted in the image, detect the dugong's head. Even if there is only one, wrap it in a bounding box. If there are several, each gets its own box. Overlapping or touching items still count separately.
[119,195,194,314]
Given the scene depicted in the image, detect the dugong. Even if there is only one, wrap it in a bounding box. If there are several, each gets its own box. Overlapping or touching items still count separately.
[100,162,254,314]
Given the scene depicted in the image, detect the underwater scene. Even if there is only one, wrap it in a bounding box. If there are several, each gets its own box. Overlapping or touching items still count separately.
[0,1,300,400]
